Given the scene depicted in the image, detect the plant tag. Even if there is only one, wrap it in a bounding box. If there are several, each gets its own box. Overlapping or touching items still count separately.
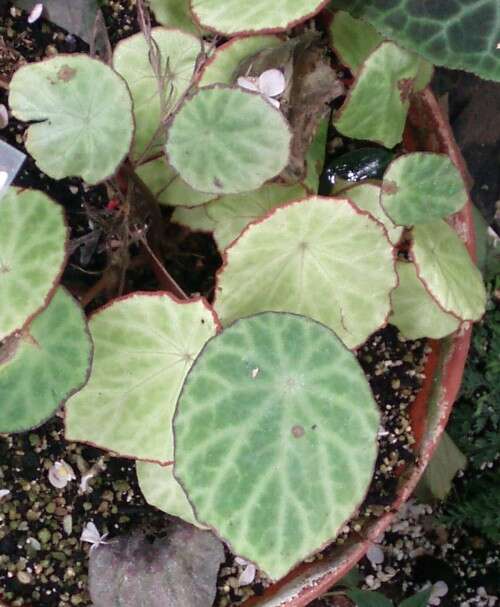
[0,139,26,201]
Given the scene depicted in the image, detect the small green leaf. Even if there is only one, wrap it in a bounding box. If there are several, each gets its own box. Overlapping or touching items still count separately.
[136,461,205,528]
[411,221,486,322]
[171,205,217,232]
[148,0,199,34]
[381,153,468,226]
[390,261,460,340]
[65,293,218,463]
[343,183,403,245]
[206,183,306,251]
[113,28,201,162]
[199,35,282,87]
[9,55,134,184]
[166,86,292,194]
[0,288,92,433]
[190,0,327,36]
[136,157,217,207]
[399,587,433,607]
[0,188,67,342]
[329,0,500,82]
[333,42,432,148]
[214,196,397,349]
[417,432,467,502]
[329,10,383,73]
[347,589,393,607]
[174,312,380,580]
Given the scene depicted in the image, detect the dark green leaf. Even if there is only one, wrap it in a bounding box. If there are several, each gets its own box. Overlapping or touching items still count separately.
[329,0,500,82]
[347,589,394,607]
[399,587,433,607]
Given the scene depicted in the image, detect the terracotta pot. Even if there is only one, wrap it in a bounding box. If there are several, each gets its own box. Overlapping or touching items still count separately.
[238,87,475,607]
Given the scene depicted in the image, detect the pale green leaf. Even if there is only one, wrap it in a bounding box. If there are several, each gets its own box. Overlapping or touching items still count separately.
[214,196,397,349]
[411,221,486,322]
[190,0,327,36]
[390,261,460,340]
[0,188,67,342]
[381,153,467,226]
[113,28,201,162]
[136,157,217,207]
[166,86,292,194]
[174,312,380,580]
[136,460,206,527]
[147,0,199,34]
[0,288,92,433]
[329,10,383,73]
[171,205,217,232]
[65,294,218,463]
[333,42,432,148]
[343,182,403,245]
[9,55,134,184]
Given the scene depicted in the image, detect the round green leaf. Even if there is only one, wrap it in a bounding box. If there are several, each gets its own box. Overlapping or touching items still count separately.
[9,55,134,184]
[214,196,397,349]
[411,221,486,322]
[0,188,67,342]
[390,261,460,339]
[343,183,403,245]
[171,204,217,232]
[113,28,201,162]
[206,183,306,251]
[328,11,383,74]
[166,86,292,195]
[174,312,380,580]
[136,460,205,528]
[333,42,432,148]
[148,0,199,34]
[65,293,218,463]
[381,153,468,226]
[136,156,217,207]
[190,0,327,35]
[0,288,92,433]
[198,35,282,87]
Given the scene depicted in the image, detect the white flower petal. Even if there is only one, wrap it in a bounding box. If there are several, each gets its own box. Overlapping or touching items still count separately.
[258,69,285,98]
[366,543,385,566]
[28,3,43,24]
[0,104,8,129]
[0,171,8,191]
[81,522,101,544]
[267,98,281,109]
[238,564,256,586]
[432,581,449,598]
[237,76,259,92]
[0,489,10,500]
[48,461,76,489]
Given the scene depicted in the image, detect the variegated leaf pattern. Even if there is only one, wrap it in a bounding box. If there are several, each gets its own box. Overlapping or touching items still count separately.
[174,312,380,580]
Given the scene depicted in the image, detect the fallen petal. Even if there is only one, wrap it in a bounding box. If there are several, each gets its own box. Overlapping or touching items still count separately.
[258,69,286,98]
[366,543,384,566]
[238,563,256,586]
[237,76,259,93]
[27,3,43,24]
[81,521,102,544]
[0,489,10,500]
[267,97,281,109]
[48,460,76,489]
[432,581,448,598]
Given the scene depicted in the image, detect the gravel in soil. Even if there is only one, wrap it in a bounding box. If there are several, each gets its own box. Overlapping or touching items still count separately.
[0,324,428,607]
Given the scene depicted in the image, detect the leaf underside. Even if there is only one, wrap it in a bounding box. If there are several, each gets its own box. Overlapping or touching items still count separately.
[190,0,327,35]
[166,86,292,195]
[390,261,460,340]
[214,196,397,349]
[0,288,92,433]
[0,188,67,342]
[174,312,380,580]
[330,0,500,82]
[411,220,486,322]
[8,54,134,184]
[65,294,217,463]
[381,153,468,226]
